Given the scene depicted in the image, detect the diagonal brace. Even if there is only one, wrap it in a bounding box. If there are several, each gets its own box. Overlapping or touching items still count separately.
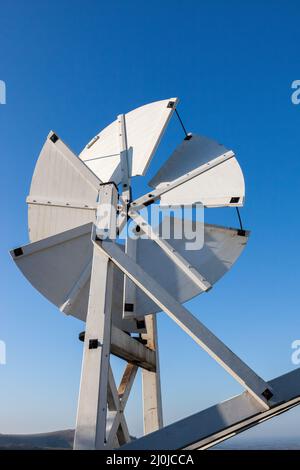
[94,236,279,410]
[129,210,211,292]
[107,363,138,447]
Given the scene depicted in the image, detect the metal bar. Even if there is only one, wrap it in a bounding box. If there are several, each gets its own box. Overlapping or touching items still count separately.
[84,153,120,162]
[236,207,243,231]
[96,238,277,409]
[175,108,189,138]
[26,196,97,211]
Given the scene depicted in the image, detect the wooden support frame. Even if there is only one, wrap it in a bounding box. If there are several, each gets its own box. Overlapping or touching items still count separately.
[73,183,163,449]
[68,117,280,448]
[73,248,114,449]
[15,101,300,452]
[141,314,163,434]
[110,325,156,372]
[74,184,118,450]
[106,363,137,447]
[95,236,279,410]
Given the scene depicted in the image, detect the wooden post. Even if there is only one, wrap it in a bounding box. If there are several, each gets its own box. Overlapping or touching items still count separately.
[74,183,118,449]
[142,314,163,434]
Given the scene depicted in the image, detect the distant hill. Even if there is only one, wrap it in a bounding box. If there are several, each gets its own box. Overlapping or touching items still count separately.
[0,429,299,450]
[0,429,74,450]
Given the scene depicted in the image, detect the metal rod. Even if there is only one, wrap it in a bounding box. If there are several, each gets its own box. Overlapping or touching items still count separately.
[175,109,189,138]
[236,207,243,231]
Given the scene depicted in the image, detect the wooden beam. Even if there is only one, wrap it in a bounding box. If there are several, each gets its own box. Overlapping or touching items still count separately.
[97,238,276,410]
[142,315,163,434]
[111,325,156,372]
[121,368,300,450]
[118,363,138,407]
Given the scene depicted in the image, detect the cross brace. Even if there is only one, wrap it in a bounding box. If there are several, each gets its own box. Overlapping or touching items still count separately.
[94,235,280,410]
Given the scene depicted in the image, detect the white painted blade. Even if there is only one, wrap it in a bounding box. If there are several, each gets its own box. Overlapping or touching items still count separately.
[133,218,249,316]
[149,134,245,207]
[28,132,100,242]
[11,223,143,333]
[13,218,248,324]
[80,98,178,184]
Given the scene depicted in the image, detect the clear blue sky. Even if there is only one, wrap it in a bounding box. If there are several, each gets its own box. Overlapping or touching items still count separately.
[1,0,300,444]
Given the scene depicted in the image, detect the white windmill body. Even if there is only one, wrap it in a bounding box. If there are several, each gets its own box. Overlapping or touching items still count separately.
[11,98,300,450]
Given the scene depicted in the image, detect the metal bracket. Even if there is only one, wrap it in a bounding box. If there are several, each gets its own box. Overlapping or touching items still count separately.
[89,339,100,349]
